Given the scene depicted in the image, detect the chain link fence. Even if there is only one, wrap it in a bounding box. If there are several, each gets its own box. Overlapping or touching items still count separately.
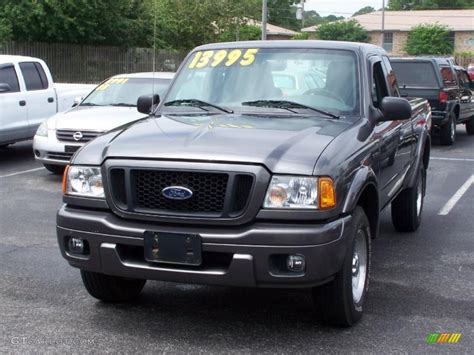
[0,41,188,83]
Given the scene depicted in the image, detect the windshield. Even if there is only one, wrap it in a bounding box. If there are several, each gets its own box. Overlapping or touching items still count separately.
[82,77,172,107]
[162,48,359,117]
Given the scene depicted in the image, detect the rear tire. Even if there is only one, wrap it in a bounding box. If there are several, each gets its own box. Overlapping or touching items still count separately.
[391,165,426,232]
[466,118,474,135]
[440,113,456,146]
[312,206,371,327]
[81,270,146,302]
[43,164,66,175]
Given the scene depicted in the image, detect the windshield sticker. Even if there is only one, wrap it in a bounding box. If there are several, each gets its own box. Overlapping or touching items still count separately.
[95,78,129,91]
[188,49,259,69]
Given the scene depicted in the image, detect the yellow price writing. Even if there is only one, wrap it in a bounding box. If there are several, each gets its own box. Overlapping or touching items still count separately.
[188,48,259,69]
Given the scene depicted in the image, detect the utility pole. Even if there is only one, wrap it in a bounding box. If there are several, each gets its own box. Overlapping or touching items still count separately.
[381,0,385,47]
[262,0,268,40]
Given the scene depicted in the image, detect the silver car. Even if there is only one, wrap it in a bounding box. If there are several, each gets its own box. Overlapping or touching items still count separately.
[33,72,174,173]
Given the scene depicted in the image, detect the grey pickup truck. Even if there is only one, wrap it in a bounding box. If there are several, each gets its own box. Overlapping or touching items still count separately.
[57,41,431,327]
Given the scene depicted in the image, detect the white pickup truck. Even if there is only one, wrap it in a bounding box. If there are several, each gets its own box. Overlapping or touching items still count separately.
[0,55,95,147]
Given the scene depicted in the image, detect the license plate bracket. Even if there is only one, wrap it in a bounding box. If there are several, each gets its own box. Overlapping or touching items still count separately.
[65,145,80,154]
[144,232,202,266]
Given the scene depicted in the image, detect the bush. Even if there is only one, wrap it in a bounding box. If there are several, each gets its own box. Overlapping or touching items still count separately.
[316,19,369,43]
[405,24,453,55]
[292,32,309,40]
[217,25,261,42]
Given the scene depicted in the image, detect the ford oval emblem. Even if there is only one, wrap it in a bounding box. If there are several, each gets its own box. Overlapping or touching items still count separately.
[162,186,193,200]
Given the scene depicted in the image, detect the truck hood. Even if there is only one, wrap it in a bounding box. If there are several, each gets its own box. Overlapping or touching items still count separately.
[49,106,147,132]
[98,113,351,175]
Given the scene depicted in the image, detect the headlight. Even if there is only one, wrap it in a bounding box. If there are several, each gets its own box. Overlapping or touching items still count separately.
[63,166,104,198]
[263,176,336,209]
[36,121,48,137]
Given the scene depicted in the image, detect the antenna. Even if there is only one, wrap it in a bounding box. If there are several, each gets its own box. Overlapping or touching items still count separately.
[152,0,157,110]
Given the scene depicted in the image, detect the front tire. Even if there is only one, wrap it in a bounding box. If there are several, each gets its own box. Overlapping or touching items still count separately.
[312,207,371,327]
[440,113,456,146]
[43,164,66,175]
[391,165,426,232]
[466,118,474,135]
[81,270,146,302]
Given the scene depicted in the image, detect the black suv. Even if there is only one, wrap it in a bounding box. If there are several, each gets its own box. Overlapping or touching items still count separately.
[391,57,474,145]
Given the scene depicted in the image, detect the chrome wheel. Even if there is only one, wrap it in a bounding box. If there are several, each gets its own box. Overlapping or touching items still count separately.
[352,229,368,304]
[416,174,423,217]
[450,118,456,142]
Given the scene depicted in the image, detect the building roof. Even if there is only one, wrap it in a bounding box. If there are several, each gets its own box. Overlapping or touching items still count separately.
[302,9,474,33]
[246,19,297,36]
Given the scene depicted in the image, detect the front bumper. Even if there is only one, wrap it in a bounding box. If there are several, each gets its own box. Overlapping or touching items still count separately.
[57,206,353,288]
[33,132,82,166]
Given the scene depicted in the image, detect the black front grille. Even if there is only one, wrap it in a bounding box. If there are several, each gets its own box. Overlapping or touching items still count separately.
[108,167,255,218]
[56,130,101,143]
[134,170,228,214]
[46,151,74,161]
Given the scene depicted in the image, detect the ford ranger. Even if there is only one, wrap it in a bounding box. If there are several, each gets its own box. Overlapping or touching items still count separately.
[57,41,431,327]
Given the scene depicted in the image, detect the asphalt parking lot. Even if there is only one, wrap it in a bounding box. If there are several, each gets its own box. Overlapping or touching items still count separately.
[1,130,473,353]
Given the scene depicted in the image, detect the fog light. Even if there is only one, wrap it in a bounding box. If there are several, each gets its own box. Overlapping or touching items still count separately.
[68,237,85,254]
[287,254,305,272]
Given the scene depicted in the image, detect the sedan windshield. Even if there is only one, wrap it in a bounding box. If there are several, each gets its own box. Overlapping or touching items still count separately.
[82,77,171,107]
[163,48,359,117]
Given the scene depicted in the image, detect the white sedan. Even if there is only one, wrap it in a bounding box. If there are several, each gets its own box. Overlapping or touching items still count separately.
[33,72,174,173]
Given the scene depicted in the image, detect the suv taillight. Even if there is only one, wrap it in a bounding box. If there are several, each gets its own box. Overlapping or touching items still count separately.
[439,90,448,104]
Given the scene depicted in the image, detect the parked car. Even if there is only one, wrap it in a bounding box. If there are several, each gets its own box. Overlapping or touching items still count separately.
[391,57,474,145]
[33,72,174,173]
[57,41,431,326]
[467,63,474,81]
[0,55,95,148]
[453,65,474,134]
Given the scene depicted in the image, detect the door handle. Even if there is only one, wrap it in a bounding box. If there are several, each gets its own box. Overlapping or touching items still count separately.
[19,100,26,106]
[48,97,54,103]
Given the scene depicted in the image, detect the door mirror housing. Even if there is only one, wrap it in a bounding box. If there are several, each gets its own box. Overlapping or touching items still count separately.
[379,97,412,122]
[0,83,11,93]
[137,94,160,114]
[72,96,83,107]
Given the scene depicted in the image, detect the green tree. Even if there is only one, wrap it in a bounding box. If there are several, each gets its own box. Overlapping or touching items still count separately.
[352,6,376,16]
[316,19,369,42]
[0,0,152,46]
[217,25,261,42]
[389,0,473,10]
[0,18,12,44]
[405,24,454,55]
[267,0,299,30]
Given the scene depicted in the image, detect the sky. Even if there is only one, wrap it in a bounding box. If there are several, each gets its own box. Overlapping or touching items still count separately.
[304,0,385,17]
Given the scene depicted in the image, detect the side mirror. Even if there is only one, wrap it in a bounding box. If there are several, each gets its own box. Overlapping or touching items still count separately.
[379,97,412,121]
[137,94,160,114]
[0,83,11,93]
[72,96,83,107]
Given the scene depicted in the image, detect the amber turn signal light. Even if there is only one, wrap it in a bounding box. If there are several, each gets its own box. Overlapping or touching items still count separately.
[62,165,69,194]
[319,177,336,209]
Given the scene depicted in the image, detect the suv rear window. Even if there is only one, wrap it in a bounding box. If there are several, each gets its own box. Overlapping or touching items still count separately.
[391,62,439,88]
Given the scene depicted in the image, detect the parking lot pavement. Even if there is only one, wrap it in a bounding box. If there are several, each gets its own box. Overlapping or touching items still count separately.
[1,133,473,353]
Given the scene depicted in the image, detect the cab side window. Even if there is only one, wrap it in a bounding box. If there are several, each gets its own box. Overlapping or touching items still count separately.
[0,65,21,93]
[19,62,49,91]
[372,61,389,108]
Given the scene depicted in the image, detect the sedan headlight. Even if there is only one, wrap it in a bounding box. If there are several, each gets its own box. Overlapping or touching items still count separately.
[63,166,104,198]
[263,176,336,209]
[36,121,48,137]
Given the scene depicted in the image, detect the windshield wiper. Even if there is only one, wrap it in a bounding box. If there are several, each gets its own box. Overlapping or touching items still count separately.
[242,100,340,119]
[111,103,135,107]
[80,103,103,107]
[164,99,233,114]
